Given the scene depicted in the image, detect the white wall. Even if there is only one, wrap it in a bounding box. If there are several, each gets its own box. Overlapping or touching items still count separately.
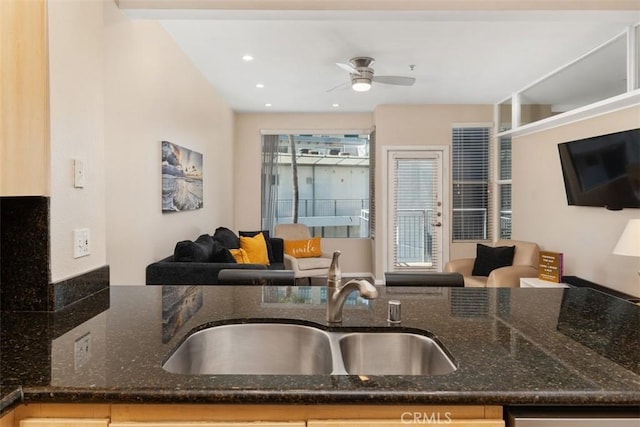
[234,113,373,274]
[48,0,107,282]
[513,106,640,297]
[103,1,234,285]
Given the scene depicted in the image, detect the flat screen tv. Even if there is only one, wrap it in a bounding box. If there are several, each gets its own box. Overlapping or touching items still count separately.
[558,128,640,210]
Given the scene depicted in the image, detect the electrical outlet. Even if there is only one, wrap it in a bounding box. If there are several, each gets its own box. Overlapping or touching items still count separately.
[73,228,90,258]
[74,332,92,370]
[74,159,85,188]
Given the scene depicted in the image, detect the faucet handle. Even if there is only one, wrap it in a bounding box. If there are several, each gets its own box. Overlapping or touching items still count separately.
[327,250,341,286]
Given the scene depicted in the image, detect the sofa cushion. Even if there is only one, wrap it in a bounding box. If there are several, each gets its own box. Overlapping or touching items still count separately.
[239,230,274,264]
[173,234,215,262]
[471,243,515,276]
[211,240,236,263]
[267,262,285,270]
[296,257,332,271]
[212,227,240,249]
[240,232,270,265]
[464,275,489,287]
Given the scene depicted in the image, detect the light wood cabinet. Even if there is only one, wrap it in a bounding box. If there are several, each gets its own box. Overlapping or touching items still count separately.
[8,403,503,427]
[0,0,50,196]
[0,409,15,427]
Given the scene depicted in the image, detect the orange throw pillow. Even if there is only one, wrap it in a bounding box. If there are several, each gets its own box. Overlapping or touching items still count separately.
[284,237,322,258]
[240,232,270,265]
[229,248,251,264]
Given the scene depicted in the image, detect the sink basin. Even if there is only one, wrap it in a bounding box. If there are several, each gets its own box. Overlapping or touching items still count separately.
[163,322,456,376]
[338,332,457,375]
[163,323,333,375]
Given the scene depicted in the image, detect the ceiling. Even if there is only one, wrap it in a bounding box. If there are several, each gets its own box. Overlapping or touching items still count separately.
[122,6,640,113]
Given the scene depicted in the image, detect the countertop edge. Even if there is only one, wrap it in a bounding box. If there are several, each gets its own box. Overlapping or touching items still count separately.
[0,387,22,415]
[16,387,640,408]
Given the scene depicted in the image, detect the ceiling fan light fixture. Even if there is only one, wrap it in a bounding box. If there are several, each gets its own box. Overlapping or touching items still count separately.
[350,67,373,92]
[352,80,371,92]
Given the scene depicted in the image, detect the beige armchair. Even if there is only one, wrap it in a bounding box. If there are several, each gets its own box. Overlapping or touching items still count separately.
[274,223,333,283]
[444,239,540,288]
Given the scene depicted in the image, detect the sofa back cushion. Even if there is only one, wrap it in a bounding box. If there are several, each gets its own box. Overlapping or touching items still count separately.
[174,234,215,262]
[495,239,540,267]
[211,240,236,263]
[212,227,240,249]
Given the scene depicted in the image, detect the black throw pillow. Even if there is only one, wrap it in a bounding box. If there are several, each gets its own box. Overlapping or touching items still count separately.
[471,243,515,277]
[174,234,214,262]
[239,230,274,264]
[211,240,237,263]
[212,227,240,249]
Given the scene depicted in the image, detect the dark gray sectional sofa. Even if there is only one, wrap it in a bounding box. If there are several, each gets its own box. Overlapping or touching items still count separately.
[146,228,286,285]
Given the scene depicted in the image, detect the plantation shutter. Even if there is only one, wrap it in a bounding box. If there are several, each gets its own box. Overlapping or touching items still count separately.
[452,127,491,241]
[498,135,512,239]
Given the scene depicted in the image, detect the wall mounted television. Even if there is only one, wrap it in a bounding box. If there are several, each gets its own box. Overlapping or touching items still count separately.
[557,128,640,210]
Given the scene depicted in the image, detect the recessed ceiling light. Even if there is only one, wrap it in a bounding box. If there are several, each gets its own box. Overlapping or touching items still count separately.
[332,103,340,108]
[265,103,272,107]
[242,54,254,62]
[256,83,265,88]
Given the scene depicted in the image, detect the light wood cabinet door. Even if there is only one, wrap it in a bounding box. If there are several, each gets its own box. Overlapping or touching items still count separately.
[20,419,109,427]
[111,423,304,427]
[0,0,50,196]
[0,410,15,427]
[308,420,504,427]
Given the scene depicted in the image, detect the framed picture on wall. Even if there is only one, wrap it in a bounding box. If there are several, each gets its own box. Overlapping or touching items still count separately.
[161,140,203,212]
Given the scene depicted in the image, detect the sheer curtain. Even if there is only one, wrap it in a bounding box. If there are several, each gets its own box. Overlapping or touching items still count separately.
[261,135,280,232]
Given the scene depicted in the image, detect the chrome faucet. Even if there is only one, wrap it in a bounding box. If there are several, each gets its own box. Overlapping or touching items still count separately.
[326,250,378,323]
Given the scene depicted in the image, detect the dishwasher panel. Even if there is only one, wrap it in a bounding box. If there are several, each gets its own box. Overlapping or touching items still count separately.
[507,408,640,427]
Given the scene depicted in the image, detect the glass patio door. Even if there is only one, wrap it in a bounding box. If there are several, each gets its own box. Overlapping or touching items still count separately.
[387,149,446,272]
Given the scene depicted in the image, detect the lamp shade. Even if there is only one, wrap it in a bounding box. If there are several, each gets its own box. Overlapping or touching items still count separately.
[613,219,640,257]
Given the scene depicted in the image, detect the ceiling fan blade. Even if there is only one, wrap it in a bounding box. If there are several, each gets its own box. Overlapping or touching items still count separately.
[336,62,360,75]
[326,81,350,93]
[373,75,416,86]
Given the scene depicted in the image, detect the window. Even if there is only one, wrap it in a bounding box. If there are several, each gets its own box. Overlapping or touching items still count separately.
[452,126,491,241]
[261,134,370,238]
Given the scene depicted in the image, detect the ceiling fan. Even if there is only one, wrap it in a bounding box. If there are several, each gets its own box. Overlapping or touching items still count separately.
[333,56,416,92]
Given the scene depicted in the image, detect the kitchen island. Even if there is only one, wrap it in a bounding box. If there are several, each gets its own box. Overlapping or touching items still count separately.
[1,285,638,424]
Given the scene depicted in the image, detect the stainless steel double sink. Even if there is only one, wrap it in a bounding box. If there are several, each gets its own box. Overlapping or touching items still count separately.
[163,322,457,376]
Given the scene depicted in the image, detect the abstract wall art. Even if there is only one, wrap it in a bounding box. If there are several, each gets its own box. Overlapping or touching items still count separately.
[161,140,203,212]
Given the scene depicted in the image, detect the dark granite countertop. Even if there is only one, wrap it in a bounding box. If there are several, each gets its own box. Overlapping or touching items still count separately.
[1,285,638,413]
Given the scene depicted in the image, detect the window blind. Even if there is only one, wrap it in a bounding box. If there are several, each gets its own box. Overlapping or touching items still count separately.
[368,129,376,239]
[499,136,512,180]
[499,183,512,239]
[452,127,491,241]
[391,153,440,270]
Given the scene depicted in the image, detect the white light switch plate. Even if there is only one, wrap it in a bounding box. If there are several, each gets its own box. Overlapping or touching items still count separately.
[73,228,90,258]
[74,159,85,188]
